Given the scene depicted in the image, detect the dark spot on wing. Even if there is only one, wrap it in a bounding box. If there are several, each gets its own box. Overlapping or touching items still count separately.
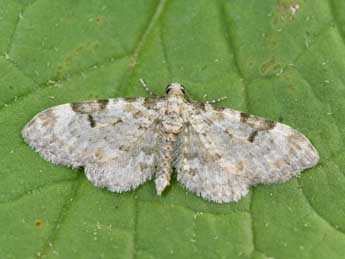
[248,130,258,143]
[264,120,276,130]
[112,118,123,126]
[119,145,130,152]
[71,103,82,112]
[133,110,144,119]
[87,114,96,127]
[139,162,150,171]
[189,169,197,177]
[236,161,246,171]
[183,121,192,132]
[213,106,225,112]
[240,112,276,131]
[125,97,139,103]
[215,153,222,160]
[193,102,206,112]
[40,109,57,128]
[240,112,250,123]
[71,99,109,113]
[204,118,214,126]
[143,97,160,109]
[97,99,109,109]
[224,129,233,137]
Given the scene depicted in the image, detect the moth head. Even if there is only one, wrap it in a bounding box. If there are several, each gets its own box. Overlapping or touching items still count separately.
[165,83,185,96]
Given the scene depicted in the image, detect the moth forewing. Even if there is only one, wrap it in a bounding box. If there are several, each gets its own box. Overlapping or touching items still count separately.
[23,84,319,203]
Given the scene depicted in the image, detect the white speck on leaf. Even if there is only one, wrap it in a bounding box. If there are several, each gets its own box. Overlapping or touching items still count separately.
[290,4,300,16]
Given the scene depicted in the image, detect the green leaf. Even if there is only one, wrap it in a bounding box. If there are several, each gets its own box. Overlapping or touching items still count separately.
[1,0,345,258]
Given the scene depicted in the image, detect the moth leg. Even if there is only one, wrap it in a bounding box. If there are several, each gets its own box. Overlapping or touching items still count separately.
[139,78,156,96]
[94,118,123,129]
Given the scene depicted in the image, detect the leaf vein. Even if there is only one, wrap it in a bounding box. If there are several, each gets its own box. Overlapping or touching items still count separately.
[117,0,169,94]
[0,177,79,204]
[0,54,128,111]
[159,25,173,78]
[38,174,84,258]
[298,178,345,236]
[329,0,345,47]
[6,0,40,54]
[217,1,250,111]
[132,196,138,259]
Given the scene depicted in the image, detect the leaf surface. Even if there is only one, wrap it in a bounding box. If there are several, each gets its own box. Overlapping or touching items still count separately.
[1,0,345,258]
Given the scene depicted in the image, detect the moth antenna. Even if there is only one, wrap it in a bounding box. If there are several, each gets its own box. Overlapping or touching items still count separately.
[206,96,228,104]
[139,78,156,96]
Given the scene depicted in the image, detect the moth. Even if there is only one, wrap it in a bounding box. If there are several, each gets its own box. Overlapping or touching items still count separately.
[22,82,319,203]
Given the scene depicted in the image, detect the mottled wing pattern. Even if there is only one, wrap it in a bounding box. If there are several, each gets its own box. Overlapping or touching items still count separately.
[22,97,164,192]
[175,102,319,203]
